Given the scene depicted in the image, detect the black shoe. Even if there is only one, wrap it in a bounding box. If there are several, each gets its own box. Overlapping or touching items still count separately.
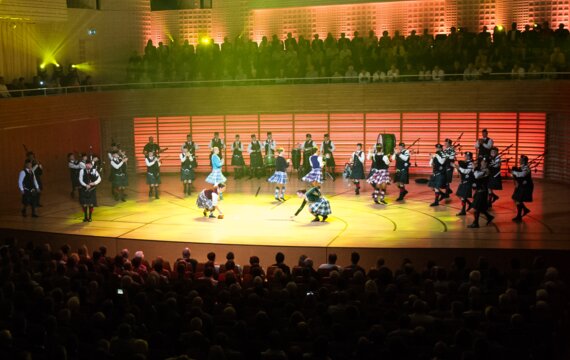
[467,223,479,228]
[380,199,387,205]
[522,208,531,217]
[203,210,208,217]
[441,193,450,199]
[321,215,328,222]
[373,198,380,204]
[396,195,404,201]
[121,196,127,202]
[209,214,216,218]
[155,192,159,199]
[312,216,321,222]
[486,215,495,225]
[457,210,466,216]
[430,201,439,207]
[83,218,88,222]
[512,216,522,222]
[88,218,92,222]
[280,197,286,201]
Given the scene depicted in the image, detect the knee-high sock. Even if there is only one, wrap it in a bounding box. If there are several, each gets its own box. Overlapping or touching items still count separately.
[372,189,379,199]
[83,206,88,219]
[89,206,94,219]
[183,183,187,194]
[274,187,280,198]
[380,190,385,200]
[280,186,286,197]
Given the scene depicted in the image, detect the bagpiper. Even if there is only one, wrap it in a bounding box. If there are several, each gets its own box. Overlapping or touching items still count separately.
[367,144,391,204]
[231,134,246,179]
[511,155,534,222]
[488,147,502,207]
[349,143,366,195]
[267,148,290,201]
[145,151,161,200]
[209,132,225,161]
[110,151,129,202]
[181,133,199,168]
[442,138,456,199]
[292,186,332,222]
[26,152,43,207]
[321,133,336,181]
[454,152,474,216]
[264,131,277,174]
[467,157,495,228]
[428,144,447,207]
[392,142,410,201]
[475,128,494,159]
[18,159,40,218]
[180,146,195,196]
[78,160,101,222]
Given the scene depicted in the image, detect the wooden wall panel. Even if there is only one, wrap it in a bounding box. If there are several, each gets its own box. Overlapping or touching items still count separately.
[546,114,570,184]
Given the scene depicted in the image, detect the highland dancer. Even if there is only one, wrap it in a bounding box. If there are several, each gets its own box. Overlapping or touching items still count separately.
[392,142,410,201]
[488,147,502,207]
[302,147,323,186]
[206,147,227,193]
[180,146,195,196]
[267,148,289,201]
[428,144,447,207]
[145,151,161,199]
[468,157,494,228]
[18,159,40,218]
[231,134,246,179]
[292,186,332,222]
[367,144,391,204]
[79,160,101,222]
[110,151,129,202]
[454,152,474,216]
[197,183,225,219]
[442,138,456,199]
[511,155,534,222]
[349,143,366,195]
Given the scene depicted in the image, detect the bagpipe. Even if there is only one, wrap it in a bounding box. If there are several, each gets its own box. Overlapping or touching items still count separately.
[23,144,43,175]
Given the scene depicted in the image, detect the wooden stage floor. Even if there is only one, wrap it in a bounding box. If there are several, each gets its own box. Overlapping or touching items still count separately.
[1,173,569,251]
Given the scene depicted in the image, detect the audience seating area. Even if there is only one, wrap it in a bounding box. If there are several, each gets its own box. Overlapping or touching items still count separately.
[0,238,567,360]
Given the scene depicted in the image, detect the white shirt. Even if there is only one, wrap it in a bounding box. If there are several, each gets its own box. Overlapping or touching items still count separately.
[180,153,193,162]
[0,83,10,98]
[248,141,261,154]
[320,141,336,154]
[78,168,101,187]
[111,158,126,169]
[145,157,160,167]
[18,169,39,192]
[475,138,494,150]
[232,141,243,151]
[392,150,410,162]
[352,151,365,164]
[264,139,276,152]
[211,192,220,206]
[432,69,445,81]
[68,161,82,170]
[430,153,446,165]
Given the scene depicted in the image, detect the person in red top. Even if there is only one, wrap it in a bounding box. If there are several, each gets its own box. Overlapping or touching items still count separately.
[196,183,226,218]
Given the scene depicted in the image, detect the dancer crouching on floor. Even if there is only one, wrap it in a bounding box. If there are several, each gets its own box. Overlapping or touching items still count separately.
[197,183,225,219]
[292,186,332,222]
[367,143,391,204]
[267,148,289,201]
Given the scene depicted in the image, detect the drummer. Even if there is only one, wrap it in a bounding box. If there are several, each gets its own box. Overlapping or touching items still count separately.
[264,131,277,174]
[248,134,264,179]
[320,133,336,181]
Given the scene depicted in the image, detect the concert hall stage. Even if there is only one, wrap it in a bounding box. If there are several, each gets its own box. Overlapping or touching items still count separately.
[1,174,569,269]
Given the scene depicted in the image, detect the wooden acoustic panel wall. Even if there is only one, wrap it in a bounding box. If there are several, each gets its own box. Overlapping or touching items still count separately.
[133,112,546,176]
[0,118,101,193]
[546,114,570,184]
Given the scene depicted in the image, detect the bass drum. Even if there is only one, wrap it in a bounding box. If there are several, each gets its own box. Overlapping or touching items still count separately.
[376,133,396,155]
[264,154,276,167]
[291,149,301,170]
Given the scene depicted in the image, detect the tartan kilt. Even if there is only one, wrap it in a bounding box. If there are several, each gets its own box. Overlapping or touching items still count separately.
[428,173,446,189]
[146,172,161,185]
[488,175,503,190]
[250,152,263,168]
[350,163,365,180]
[456,181,473,199]
[394,169,409,184]
[324,153,336,167]
[231,154,245,166]
[112,173,129,187]
[512,181,534,203]
[79,187,97,205]
[196,191,214,210]
[302,168,323,183]
[205,169,227,185]
[471,190,489,212]
[268,171,288,185]
[21,190,38,206]
[446,167,454,184]
[70,170,80,188]
[367,169,390,185]
[309,198,332,216]
[180,168,195,181]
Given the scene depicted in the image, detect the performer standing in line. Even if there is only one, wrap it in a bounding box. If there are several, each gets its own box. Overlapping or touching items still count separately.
[78,160,101,222]
[264,131,277,175]
[367,144,391,204]
[206,147,227,187]
[197,183,225,219]
[145,151,161,199]
[68,153,82,198]
[511,155,534,222]
[475,128,494,159]
[248,134,264,179]
[231,134,246,179]
[292,186,332,222]
[110,151,129,202]
[488,147,502,207]
[180,146,195,197]
[301,134,316,178]
[321,133,336,181]
[19,159,40,218]
[468,157,494,228]
[454,152,474,216]
[302,147,323,186]
[442,138,456,199]
[428,144,447,207]
[392,142,410,201]
[209,132,225,161]
[349,143,366,195]
[26,152,43,207]
[181,133,199,168]
[267,148,290,201]
[143,136,160,156]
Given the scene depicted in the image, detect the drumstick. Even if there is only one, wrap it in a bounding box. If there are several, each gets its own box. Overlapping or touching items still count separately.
[255,186,261,197]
